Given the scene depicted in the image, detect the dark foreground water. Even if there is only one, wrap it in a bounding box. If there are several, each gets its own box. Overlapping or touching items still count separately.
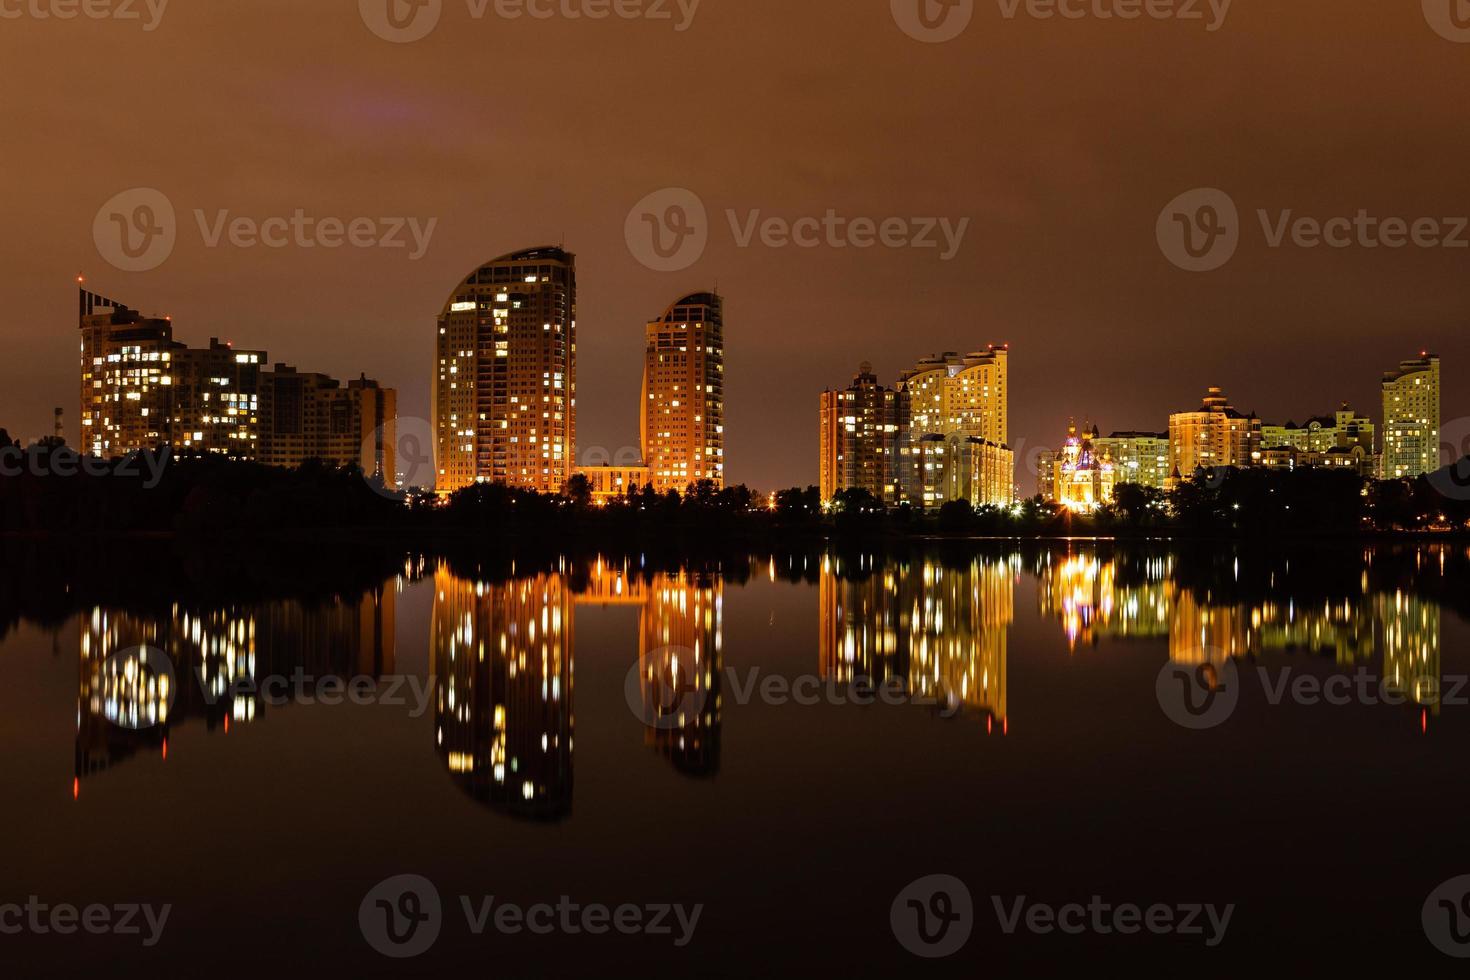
[3,540,1470,975]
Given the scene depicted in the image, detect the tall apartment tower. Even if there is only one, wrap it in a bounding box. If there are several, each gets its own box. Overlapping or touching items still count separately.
[1381,354,1441,479]
[1168,387,1261,483]
[259,366,397,484]
[641,292,724,492]
[899,346,1009,447]
[896,346,1013,507]
[78,288,263,459]
[819,362,905,505]
[435,248,577,495]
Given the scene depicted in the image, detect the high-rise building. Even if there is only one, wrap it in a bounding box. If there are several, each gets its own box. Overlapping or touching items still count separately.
[80,286,395,473]
[434,248,576,495]
[900,347,1008,446]
[79,288,263,459]
[897,347,1013,507]
[1168,387,1261,484]
[641,292,724,493]
[259,365,397,484]
[1382,354,1441,479]
[818,362,905,505]
[913,433,1014,510]
[1093,431,1171,490]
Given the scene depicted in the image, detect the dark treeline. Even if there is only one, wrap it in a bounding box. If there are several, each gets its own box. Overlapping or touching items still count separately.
[929,467,1470,537]
[1,444,1468,540]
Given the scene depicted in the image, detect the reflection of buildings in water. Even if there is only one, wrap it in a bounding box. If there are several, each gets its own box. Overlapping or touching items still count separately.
[432,569,574,820]
[430,559,728,811]
[637,572,723,777]
[1035,553,1173,649]
[819,556,1012,723]
[1035,553,1444,711]
[1379,592,1441,713]
[580,559,724,776]
[75,589,396,789]
[1167,594,1380,666]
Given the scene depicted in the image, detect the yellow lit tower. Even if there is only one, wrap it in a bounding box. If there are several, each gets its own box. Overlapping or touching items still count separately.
[434,248,577,494]
[1381,353,1441,479]
[897,346,1013,508]
[641,292,725,493]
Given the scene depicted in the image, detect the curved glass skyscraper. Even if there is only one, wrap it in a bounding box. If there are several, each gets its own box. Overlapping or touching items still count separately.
[434,248,576,494]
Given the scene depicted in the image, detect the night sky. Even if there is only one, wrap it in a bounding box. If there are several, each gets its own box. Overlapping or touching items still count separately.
[2,0,1466,492]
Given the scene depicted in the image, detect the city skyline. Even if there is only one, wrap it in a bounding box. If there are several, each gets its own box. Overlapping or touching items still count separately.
[47,274,1455,501]
[5,5,1467,496]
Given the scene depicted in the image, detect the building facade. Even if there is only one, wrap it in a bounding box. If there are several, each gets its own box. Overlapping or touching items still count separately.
[576,464,653,504]
[641,292,724,492]
[818,362,905,505]
[897,347,1013,508]
[79,289,263,459]
[1261,404,1375,457]
[1093,431,1170,490]
[1381,354,1441,479]
[1168,387,1261,484]
[259,366,397,483]
[434,248,577,495]
[80,287,395,475]
[913,434,1013,510]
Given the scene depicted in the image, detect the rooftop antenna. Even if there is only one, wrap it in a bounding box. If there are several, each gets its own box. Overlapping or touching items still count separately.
[54,408,63,442]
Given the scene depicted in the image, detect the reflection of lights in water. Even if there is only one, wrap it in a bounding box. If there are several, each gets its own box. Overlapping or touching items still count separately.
[821,557,1010,724]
